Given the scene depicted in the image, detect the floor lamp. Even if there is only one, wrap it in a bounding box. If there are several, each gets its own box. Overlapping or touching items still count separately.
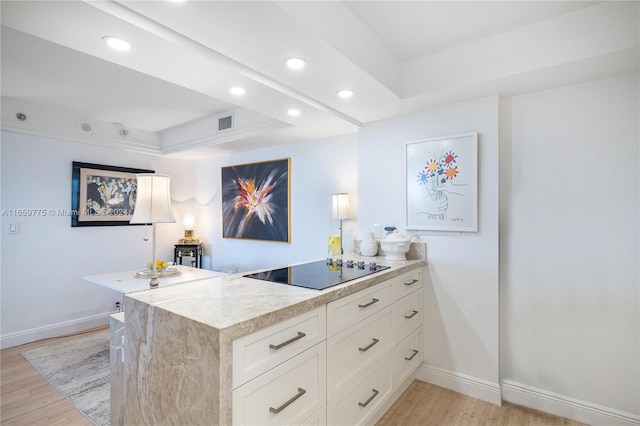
[130,174,176,288]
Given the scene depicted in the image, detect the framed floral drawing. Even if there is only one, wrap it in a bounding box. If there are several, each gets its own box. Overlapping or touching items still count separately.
[71,162,153,227]
[405,133,478,232]
[221,158,291,242]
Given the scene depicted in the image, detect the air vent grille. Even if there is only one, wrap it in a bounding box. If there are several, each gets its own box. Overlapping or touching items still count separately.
[218,115,233,131]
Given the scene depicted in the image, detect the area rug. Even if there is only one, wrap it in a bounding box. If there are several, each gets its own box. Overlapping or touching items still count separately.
[21,329,111,426]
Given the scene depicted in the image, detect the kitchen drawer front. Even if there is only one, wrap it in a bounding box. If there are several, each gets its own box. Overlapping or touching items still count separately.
[327,281,392,337]
[393,289,423,343]
[327,306,393,399]
[394,327,423,389]
[392,270,422,300]
[233,306,326,388]
[300,406,326,426]
[233,342,327,426]
[327,354,392,426]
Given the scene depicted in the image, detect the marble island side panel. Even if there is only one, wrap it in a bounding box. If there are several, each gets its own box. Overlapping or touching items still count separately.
[122,252,426,425]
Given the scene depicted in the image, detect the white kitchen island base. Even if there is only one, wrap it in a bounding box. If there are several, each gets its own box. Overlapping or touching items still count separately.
[116,250,426,425]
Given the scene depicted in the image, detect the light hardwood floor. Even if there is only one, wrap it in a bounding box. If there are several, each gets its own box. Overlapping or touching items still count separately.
[376,380,585,426]
[2,328,584,426]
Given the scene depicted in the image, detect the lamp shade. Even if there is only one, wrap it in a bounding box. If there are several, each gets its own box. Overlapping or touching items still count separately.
[331,193,350,220]
[130,174,176,224]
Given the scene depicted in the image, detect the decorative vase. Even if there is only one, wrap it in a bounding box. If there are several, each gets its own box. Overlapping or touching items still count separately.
[359,230,378,257]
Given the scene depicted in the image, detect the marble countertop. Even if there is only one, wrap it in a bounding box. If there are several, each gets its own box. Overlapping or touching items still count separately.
[125,254,426,340]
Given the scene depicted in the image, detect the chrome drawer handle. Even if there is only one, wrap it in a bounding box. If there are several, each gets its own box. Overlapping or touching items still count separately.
[358,388,380,407]
[269,332,305,350]
[269,387,306,414]
[404,279,419,286]
[358,298,379,308]
[405,349,419,361]
[404,310,419,319]
[359,338,380,352]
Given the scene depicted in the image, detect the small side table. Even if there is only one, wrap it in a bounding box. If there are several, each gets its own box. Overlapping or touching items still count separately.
[174,243,204,268]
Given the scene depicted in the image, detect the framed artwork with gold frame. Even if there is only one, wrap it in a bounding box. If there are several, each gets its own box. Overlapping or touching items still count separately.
[221,158,291,242]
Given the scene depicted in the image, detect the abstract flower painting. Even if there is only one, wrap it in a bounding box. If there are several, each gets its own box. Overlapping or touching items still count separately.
[222,158,291,242]
[405,134,478,232]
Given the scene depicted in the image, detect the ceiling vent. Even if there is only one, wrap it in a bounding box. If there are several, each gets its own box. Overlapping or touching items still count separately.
[218,114,233,131]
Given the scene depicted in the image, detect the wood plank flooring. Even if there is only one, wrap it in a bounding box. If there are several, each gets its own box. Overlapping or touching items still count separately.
[376,380,585,426]
[1,328,103,426]
[2,328,584,425]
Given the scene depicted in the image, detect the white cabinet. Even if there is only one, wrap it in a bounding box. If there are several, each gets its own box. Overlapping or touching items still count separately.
[394,327,423,388]
[327,269,424,425]
[232,268,424,425]
[233,306,326,388]
[327,354,393,426]
[327,306,393,398]
[232,306,327,425]
[233,342,326,426]
[394,288,423,343]
[326,281,392,336]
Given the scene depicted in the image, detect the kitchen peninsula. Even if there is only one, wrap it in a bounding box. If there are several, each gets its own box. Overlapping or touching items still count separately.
[118,248,426,425]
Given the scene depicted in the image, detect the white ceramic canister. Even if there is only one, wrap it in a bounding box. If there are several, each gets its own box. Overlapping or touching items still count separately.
[359,230,379,257]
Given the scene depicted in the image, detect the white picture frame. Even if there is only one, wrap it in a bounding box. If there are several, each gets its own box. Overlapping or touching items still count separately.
[405,133,478,232]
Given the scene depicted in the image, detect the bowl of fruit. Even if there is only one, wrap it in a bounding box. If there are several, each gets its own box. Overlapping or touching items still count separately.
[147,260,173,274]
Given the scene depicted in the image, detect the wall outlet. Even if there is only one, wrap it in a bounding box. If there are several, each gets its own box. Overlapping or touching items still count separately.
[113,300,122,311]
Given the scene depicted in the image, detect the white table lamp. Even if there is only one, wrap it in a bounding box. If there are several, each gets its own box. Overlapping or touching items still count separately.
[130,174,176,288]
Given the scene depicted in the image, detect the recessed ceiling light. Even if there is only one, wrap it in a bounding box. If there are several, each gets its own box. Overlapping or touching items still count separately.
[337,89,354,99]
[285,57,307,70]
[229,87,247,96]
[287,108,301,117]
[102,36,131,51]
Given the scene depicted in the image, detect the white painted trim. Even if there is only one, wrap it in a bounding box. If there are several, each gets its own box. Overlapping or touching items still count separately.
[502,379,640,426]
[416,363,502,405]
[0,312,111,349]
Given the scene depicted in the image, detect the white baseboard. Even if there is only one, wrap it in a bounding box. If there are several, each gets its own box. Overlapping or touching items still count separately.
[416,364,502,405]
[0,312,112,349]
[502,379,640,426]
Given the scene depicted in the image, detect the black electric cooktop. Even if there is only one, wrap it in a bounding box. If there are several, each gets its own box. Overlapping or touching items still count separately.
[244,260,390,290]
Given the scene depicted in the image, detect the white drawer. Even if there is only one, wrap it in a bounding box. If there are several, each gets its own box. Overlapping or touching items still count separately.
[233,342,326,426]
[391,270,422,300]
[301,406,326,426]
[327,281,392,337]
[327,306,393,399]
[327,354,392,426]
[233,306,326,387]
[393,288,423,343]
[394,327,423,388]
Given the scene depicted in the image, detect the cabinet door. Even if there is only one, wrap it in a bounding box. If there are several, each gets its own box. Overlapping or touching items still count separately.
[393,289,423,343]
[327,355,393,426]
[327,306,393,399]
[233,342,326,426]
[326,281,392,337]
[391,270,422,300]
[233,306,326,387]
[394,327,423,389]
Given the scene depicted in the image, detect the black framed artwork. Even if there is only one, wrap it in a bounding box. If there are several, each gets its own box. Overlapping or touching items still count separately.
[71,161,154,227]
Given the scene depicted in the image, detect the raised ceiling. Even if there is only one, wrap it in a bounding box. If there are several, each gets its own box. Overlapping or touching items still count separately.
[1,1,638,158]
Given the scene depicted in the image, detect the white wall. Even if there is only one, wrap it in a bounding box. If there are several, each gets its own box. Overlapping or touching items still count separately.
[500,74,639,421]
[357,96,501,403]
[194,133,358,272]
[0,132,195,347]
